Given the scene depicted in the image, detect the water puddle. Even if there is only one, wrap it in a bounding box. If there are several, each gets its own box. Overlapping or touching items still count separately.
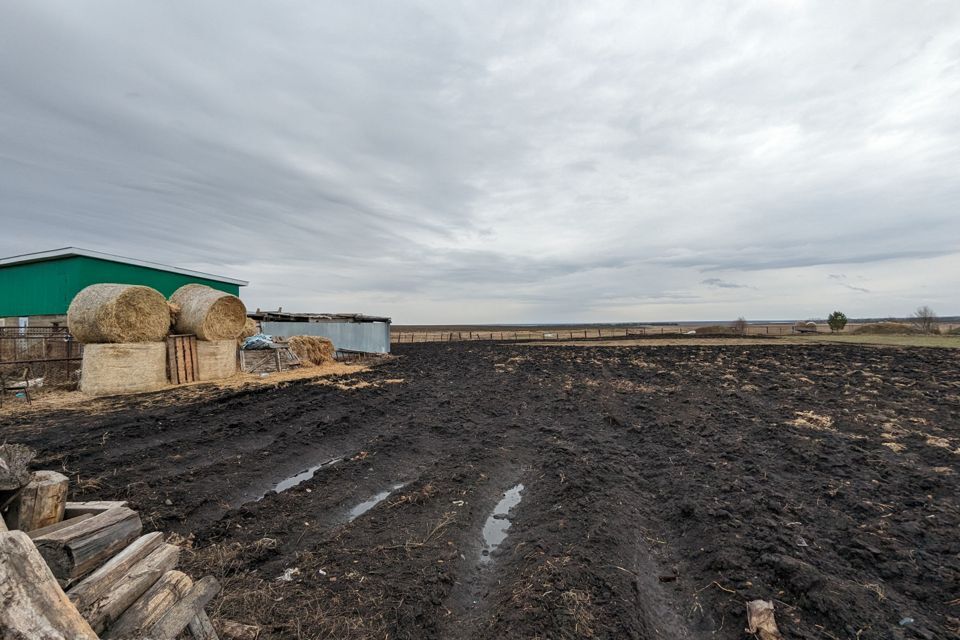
[347,483,406,522]
[480,483,524,562]
[256,457,342,501]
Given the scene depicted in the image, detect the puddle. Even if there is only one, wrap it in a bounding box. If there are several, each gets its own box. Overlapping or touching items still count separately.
[256,457,342,501]
[480,483,524,562]
[347,483,405,522]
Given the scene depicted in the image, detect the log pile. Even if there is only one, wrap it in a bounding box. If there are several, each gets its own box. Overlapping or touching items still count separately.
[0,445,222,639]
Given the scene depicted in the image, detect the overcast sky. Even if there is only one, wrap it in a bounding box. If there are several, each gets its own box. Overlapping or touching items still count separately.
[1,2,958,323]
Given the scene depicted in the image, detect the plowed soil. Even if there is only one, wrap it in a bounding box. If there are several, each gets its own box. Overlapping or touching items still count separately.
[4,341,959,639]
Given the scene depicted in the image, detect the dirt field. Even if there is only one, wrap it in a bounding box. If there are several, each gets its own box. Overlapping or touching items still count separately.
[3,341,959,639]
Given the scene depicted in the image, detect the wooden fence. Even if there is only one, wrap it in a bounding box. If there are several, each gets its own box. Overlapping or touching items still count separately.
[390,326,800,344]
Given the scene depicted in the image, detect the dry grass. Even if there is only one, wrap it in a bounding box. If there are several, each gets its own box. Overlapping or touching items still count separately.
[0,361,370,419]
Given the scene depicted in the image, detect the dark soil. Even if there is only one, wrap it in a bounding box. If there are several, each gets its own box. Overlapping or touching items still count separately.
[3,342,959,639]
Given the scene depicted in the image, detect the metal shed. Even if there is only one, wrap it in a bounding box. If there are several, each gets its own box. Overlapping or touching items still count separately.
[251,311,391,354]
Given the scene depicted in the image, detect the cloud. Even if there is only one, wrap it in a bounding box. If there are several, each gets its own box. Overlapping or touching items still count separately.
[0,1,958,322]
[701,278,749,289]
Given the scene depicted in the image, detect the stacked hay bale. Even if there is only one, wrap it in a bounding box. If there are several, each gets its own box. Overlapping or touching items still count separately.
[287,335,336,367]
[68,285,170,397]
[169,284,246,381]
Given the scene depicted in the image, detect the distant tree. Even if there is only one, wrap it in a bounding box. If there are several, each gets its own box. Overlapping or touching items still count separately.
[912,305,939,333]
[732,317,748,335]
[827,311,848,333]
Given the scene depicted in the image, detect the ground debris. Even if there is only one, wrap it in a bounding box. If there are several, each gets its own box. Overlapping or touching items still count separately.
[746,599,783,640]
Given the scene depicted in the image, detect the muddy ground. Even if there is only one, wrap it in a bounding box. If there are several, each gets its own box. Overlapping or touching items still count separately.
[3,341,959,639]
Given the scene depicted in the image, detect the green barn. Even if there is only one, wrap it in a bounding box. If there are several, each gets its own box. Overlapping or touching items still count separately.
[0,248,248,329]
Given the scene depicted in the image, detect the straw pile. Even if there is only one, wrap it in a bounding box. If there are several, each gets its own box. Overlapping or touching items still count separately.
[238,317,259,341]
[287,336,335,366]
[80,343,168,396]
[67,284,170,344]
[169,284,247,341]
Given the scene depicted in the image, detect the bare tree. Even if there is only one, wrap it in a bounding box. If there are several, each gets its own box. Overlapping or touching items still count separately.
[732,317,748,335]
[912,305,939,333]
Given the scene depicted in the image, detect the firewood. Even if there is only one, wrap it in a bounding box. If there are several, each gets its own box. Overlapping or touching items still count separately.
[34,506,142,584]
[0,530,98,639]
[0,443,35,490]
[103,569,192,639]
[68,531,164,612]
[64,500,130,518]
[80,542,180,634]
[188,611,220,640]
[28,513,94,538]
[219,619,261,640]
[5,470,69,531]
[146,576,221,640]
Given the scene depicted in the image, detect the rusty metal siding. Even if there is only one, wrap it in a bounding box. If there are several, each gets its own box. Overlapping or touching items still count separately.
[261,320,391,354]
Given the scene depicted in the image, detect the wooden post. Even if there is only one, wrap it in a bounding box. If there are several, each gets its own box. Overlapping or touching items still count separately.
[34,506,142,584]
[5,470,69,532]
[147,575,221,640]
[63,501,129,519]
[68,531,163,612]
[103,569,192,639]
[79,542,180,634]
[188,610,220,640]
[0,531,98,639]
[27,514,94,539]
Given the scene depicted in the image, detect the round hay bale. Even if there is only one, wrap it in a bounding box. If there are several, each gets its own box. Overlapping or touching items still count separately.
[287,335,335,367]
[68,284,170,344]
[80,343,168,396]
[238,317,258,341]
[169,284,247,341]
[196,340,238,381]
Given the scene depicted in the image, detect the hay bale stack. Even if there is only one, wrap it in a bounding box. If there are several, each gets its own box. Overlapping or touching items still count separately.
[80,344,168,396]
[67,285,170,344]
[287,336,335,367]
[169,285,246,341]
[238,318,258,341]
[196,340,238,381]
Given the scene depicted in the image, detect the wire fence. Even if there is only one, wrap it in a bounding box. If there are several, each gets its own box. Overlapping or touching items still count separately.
[0,327,83,388]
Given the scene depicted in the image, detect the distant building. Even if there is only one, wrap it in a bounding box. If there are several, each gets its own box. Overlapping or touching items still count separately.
[0,247,247,329]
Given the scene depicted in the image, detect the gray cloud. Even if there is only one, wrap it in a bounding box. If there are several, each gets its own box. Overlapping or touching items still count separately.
[1,1,959,322]
[701,278,749,289]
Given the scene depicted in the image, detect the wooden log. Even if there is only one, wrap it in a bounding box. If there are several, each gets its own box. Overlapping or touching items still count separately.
[80,542,180,634]
[102,569,192,639]
[34,506,142,584]
[68,531,164,612]
[64,500,129,518]
[219,620,261,640]
[0,530,98,639]
[28,512,94,538]
[0,443,35,490]
[188,610,220,640]
[146,576,221,640]
[5,470,69,531]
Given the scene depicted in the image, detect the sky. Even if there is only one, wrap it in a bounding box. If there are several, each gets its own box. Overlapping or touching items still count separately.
[1,1,958,324]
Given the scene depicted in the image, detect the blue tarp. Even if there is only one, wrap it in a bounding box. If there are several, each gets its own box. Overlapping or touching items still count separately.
[242,333,275,350]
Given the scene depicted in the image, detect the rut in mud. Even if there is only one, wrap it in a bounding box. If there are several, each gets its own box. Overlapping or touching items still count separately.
[4,341,959,639]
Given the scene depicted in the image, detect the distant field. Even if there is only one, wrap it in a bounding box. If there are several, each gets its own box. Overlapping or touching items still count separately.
[794,333,960,348]
[391,322,960,345]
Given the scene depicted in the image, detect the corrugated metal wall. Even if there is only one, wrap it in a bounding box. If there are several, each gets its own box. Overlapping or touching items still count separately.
[262,321,391,354]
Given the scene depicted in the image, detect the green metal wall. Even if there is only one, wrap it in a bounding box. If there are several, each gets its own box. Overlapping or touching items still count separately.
[0,256,241,317]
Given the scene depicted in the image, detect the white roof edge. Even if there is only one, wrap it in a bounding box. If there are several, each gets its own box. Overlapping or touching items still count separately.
[0,247,249,286]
